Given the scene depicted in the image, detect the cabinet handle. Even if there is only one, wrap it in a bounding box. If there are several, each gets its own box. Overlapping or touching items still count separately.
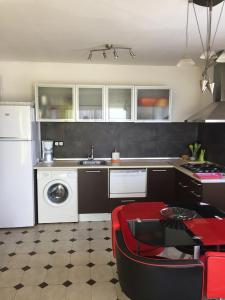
[121,200,135,203]
[152,169,167,172]
[191,179,202,186]
[190,190,201,198]
[85,170,101,173]
[178,182,188,188]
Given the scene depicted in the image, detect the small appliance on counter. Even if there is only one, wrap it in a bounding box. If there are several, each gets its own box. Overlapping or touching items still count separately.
[111,148,120,164]
[42,140,53,163]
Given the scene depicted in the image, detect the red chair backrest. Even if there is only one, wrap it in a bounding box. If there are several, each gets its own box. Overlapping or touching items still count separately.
[112,202,166,258]
[117,203,165,257]
[203,251,225,298]
[111,205,124,257]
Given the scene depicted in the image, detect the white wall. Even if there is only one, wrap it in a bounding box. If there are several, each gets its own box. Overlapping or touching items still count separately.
[0,61,202,121]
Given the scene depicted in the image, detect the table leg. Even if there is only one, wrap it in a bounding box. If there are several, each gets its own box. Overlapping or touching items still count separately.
[194,245,200,259]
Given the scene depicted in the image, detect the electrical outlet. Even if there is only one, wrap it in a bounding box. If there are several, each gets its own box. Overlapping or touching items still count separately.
[59,141,64,146]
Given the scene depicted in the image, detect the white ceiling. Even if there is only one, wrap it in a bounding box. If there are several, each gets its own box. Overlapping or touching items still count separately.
[0,0,224,65]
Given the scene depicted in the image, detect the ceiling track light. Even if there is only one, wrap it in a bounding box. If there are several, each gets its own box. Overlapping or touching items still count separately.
[87,44,135,61]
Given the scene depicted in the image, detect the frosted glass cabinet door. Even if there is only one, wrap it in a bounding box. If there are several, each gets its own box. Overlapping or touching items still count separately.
[107,86,134,121]
[135,87,171,122]
[77,86,105,121]
[35,84,75,122]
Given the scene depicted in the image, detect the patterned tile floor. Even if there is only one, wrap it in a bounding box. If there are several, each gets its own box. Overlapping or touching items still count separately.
[0,221,130,300]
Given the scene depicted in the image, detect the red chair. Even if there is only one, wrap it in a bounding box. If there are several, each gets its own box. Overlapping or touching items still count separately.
[111,202,165,258]
[115,229,204,300]
[111,205,124,257]
[201,251,225,300]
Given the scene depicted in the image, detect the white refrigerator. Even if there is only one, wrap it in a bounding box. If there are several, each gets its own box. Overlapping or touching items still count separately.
[0,104,40,228]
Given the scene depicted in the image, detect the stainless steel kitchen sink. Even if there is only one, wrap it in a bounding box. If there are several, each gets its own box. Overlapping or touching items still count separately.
[79,160,107,166]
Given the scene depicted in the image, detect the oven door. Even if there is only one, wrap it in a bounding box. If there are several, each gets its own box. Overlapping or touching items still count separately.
[109,169,147,198]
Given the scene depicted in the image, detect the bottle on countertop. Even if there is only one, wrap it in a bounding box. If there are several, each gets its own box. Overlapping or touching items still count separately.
[111,148,120,164]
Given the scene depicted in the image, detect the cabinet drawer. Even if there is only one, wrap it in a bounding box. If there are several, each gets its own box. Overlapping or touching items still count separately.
[189,178,202,194]
[188,189,202,201]
[175,170,202,204]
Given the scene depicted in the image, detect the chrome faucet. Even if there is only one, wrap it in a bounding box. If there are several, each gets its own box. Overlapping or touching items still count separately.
[88,145,94,160]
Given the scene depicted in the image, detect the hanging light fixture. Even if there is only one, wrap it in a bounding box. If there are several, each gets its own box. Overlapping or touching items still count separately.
[87,44,135,61]
[193,0,225,94]
[178,0,225,94]
[177,0,196,67]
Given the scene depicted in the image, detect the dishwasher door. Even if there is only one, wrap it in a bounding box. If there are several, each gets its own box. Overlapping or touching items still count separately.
[109,169,147,198]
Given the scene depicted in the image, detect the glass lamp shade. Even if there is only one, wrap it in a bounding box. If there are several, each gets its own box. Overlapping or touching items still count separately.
[216,51,225,63]
[177,56,196,67]
[200,50,216,60]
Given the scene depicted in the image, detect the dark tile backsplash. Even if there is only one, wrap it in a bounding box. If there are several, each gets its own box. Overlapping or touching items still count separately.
[41,123,198,158]
[198,123,225,166]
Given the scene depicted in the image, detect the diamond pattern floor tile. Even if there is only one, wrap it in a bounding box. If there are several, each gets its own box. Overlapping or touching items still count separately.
[0,221,128,300]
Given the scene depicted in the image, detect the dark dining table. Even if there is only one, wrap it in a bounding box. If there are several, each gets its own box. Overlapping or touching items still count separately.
[127,204,225,259]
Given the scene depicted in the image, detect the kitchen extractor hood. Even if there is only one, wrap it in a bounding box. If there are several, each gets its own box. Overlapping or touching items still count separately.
[186,65,225,122]
[186,101,225,122]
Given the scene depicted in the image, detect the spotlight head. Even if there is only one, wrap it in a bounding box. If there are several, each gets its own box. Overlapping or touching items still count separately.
[88,51,92,60]
[129,49,136,58]
[113,49,118,59]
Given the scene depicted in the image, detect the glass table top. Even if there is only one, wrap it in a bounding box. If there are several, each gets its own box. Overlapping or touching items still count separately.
[128,219,202,248]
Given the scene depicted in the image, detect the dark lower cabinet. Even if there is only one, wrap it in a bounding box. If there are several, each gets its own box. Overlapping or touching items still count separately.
[201,183,225,211]
[175,170,202,206]
[147,168,175,203]
[78,169,109,213]
[78,167,225,214]
[110,198,146,211]
[175,170,225,211]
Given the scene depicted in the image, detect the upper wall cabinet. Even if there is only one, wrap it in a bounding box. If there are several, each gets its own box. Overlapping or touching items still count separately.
[35,84,75,122]
[76,85,105,122]
[106,86,134,122]
[135,86,172,122]
[35,83,172,122]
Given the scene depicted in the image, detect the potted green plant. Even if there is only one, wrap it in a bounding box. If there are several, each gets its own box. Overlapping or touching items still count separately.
[189,142,201,161]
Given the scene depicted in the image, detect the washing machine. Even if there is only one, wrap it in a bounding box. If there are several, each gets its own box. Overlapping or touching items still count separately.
[37,170,78,223]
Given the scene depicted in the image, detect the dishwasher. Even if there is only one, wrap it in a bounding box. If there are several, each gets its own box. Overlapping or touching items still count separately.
[109,169,147,198]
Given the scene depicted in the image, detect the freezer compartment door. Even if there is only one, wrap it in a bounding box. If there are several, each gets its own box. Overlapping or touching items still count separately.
[0,106,32,140]
[0,141,35,227]
[110,169,147,198]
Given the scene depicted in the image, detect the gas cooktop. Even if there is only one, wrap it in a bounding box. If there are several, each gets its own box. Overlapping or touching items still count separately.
[181,163,225,173]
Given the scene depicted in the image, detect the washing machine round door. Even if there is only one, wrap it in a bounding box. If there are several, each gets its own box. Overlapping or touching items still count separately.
[44,180,71,206]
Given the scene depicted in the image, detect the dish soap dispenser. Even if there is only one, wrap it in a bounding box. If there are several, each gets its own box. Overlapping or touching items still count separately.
[112,148,120,164]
